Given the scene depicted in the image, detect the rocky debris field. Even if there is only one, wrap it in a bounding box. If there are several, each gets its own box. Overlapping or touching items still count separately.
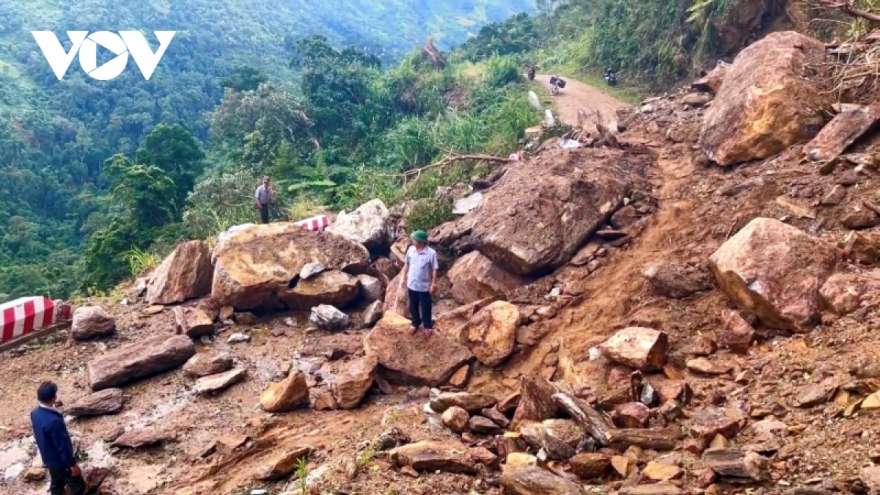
[3,28,880,495]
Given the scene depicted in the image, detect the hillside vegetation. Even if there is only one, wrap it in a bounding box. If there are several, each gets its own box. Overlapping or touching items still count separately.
[0,0,534,299]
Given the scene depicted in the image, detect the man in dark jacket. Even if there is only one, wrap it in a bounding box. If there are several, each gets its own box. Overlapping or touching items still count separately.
[31,382,85,495]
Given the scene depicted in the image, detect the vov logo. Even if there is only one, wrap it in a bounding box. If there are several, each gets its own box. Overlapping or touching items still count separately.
[32,31,175,81]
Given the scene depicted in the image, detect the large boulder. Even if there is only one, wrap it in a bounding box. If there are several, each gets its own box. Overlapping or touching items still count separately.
[145,240,213,305]
[709,217,838,331]
[71,306,116,341]
[448,252,526,304]
[820,271,880,315]
[463,301,521,367]
[88,335,196,390]
[357,274,384,303]
[701,32,829,166]
[383,273,409,317]
[211,223,369,310]
[469,149,636,275]
[279,271,360,310]
[364,313,473,386]
[327,199,391,248]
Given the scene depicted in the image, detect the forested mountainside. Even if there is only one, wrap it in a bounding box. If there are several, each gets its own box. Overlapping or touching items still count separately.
[0,0,534,300]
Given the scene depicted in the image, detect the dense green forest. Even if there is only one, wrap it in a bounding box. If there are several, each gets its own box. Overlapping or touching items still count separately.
[0,0,535,300]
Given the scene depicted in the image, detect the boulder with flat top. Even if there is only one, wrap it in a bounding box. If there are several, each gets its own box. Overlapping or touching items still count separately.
[279,270,360,310]
[88,335,196,390]
[327,199,391,248]
[448,251,525,304]
[364,313,473,386]
[211,223,369,310]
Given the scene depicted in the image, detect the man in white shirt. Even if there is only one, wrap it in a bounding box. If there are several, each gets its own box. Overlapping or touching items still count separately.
[400,230,439,337]
[254,176,274,224]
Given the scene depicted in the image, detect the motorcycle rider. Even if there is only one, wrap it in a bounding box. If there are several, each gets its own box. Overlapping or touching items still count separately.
[527,64,536,81]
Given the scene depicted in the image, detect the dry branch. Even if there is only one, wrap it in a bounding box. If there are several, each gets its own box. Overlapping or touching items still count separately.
[818,1,880,23]
[383,154,513,179]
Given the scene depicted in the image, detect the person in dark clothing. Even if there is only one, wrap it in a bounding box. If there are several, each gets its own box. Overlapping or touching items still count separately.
[31,382,85,495]
[254,176,274,224]
[400,230,439,337]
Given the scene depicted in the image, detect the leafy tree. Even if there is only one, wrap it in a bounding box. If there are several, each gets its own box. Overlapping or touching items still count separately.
[219,66,269,92]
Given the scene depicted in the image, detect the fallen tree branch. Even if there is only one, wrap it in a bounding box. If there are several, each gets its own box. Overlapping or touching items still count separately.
[818,1,880,23]
[382,154,513,178]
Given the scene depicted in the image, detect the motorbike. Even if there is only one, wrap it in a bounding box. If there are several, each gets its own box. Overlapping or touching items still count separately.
[604,69,618,86]
[549,75,566,95]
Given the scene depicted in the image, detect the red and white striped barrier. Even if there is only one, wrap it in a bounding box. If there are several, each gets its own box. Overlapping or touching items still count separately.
[295,215,330,232]
[1,296,60,344]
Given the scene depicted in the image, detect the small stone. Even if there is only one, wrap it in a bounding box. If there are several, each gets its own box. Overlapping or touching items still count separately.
[505,452,537,468]
[611,455,632,477]
[234,312,257,325]
[689,336,717,356]
[260,372,309,412]
[442,406,470,433]
[481,407,511,429]
[183,352,234,377]
[643,461,683,481]
[570,452,611,479]
[687,358,732,375]
[227,333,250,344]
[194,368,247,395]
[256,446,314,480]
[821,185,847,206]
[468,416,503,434]
[66,389,124,417]
[612,402,650,428]
[23,467,47,481]
[448,365,470,388]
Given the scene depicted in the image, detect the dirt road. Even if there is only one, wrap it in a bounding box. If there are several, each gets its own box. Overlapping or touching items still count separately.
[534,74,630,127]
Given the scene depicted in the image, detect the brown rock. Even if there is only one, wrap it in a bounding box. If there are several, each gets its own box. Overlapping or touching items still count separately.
[512,374,558,428]
[194,368,246,395]
[599,327,668,371]
[692,407,746,442]
[183,352,234,377]
[619,483,683,495]
[498,391,522,414]
[219,306,234,321]
[383,273,409,317]
[211,223,369,310]
[430,391,497,413]
[482,407,511,428]
[256,446,314,481]
[464,301,521,367]
[357,274,384,303]
[279,270,360,310]
[71,306,116,341]
[519,419,583,460]
[448,251,526,304]
[145,240,213,305]
[692,62,728,94]
[643,461,683,481]
[470,148,638,276]
[570,452,611,479]
[442,406,469,433]
[702,448,770,481]
[689,336,718,356]
[718,310,756,353]
[641,260,713,299]
[23,467,47,481]
[842,208,880,229]
[216,434,249,452]
[500,466,587,495]
[88,334,195,390]
[469,447,499,469]
[364,313,473,386]
[682,92,712,108]
[448,365,470,388]
[821,185,847,206]
[657,382,692,405]
[820,271,880,316]
[329,355,378,409]
[861,466,880,491]
[501,445,532,465]
[709,217,837,331]
[844,231,880,265]
[260,372,309,412]
[310,388,337,411]
[612,402,651,428]
[687,358,732,375]
[806,105,880,161]
[469,416,503,434]
[701,32,828,166]
[795,377,838,408]
[612,455,632,477]
[112,428,175,448]
[172,307,215,338]
[67,389,123,417]
[391,441,477,474]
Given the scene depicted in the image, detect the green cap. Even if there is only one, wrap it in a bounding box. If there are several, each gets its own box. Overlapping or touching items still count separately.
[410,230,428,243]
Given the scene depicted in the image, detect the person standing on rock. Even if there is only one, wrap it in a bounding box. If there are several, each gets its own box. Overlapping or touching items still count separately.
[401,230,439,337]
[31,382,85,495]
[254,176,275,224]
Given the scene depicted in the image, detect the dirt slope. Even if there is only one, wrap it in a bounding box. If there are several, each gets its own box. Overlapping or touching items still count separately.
[535,73,629,126]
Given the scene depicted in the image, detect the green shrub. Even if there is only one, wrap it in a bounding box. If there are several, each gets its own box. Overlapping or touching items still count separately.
[405,198,455,232]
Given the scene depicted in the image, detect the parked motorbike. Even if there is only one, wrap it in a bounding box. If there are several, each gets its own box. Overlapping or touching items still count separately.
[549,75,566,95]
[604,68,618,86]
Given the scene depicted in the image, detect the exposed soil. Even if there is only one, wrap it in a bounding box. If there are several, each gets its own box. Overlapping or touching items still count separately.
[535,73,629,127]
